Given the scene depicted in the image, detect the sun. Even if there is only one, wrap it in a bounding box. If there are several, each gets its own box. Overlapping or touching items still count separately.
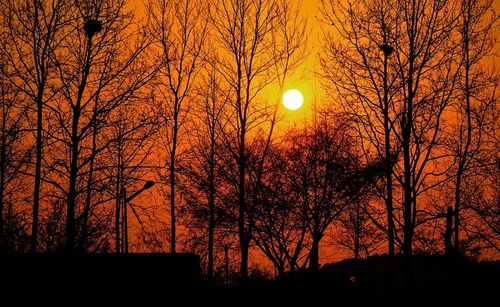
[282,89,304,111]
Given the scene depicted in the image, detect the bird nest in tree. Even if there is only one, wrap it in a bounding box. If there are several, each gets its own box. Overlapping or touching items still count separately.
[379,44,394,56]
[84,19,102,37]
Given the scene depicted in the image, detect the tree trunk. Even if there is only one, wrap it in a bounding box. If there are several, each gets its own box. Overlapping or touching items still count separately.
[30,1,47,254]
[115,158,121,253]
[80,118,98,252]
[224,244,229,284]
[114,138,124,253]
[402,110,414,292]
[66,122,78,252]
[309,235,320,271]
[66,35,93,253]
[453,173,463,253]
[382,44,395,258]
[123,188,128,253]
[277,265,285,279]
[237,64,248,280]
[170,112,178,254]
[0,104,5,250]
[31,99,43,253]
[66,106,81,253]
[238,126,248,282]
[455,2,473,253]
[402,44,415,293]
[208,143,215,283]
[402,55,414,258]
[354,199,360,260]
[240,236,249,283]
[445,206,453,256]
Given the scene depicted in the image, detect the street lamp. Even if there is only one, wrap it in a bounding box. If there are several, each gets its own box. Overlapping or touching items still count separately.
[122,181,156,253]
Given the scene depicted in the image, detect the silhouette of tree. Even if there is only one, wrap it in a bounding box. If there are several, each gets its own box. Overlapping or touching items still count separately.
[0,49,32,252]
[148,0,208,254]
[459,155,499,254]
[1,0,70,253]
[249,141,309,276]
[319,0,400,264]
[285,115,359,270]
[245,0,307,277]
[210,0,306,282]
[335,198,386,260]
[449,0,497,254]
[320,0,461,263]
[0,0,498,283]
[180,60,230,282]
[44,0,153,252]
[391,0,459,262]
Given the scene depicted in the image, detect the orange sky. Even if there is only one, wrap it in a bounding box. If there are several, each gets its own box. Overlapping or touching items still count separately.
[277,0,321,129]
[124,0,349,266]
[125,0,499,265]
[284,0,500,126]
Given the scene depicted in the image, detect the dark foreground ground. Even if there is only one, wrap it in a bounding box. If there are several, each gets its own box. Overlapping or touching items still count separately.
[213,255,499,307]
[0,253,498,306]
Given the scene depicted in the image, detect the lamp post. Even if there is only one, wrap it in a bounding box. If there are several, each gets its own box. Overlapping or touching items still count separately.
[122,181,155,253]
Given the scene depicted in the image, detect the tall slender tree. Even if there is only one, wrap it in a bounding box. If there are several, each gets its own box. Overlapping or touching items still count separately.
[46,0,153,252]
[287,115,359,270]
[211,0,305,281]
[393,0,458,259]
[0,49,31,251]
[2,0,69,253]
[451,0,497,254]
[180,62,229,281]
[148,0,208,253]
[319,0,400,261]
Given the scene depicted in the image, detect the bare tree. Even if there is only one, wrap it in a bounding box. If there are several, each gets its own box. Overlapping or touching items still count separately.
[450,0,497,253]
[180,61,230,281]
[45,0,153,252]
[391,0,459,260]
[319,0,401,263]
[0,48,31,251]
[286,115,360,270]
[334,194,385,260]
[458,153,499,254]
[1,0,70,252]
[321,0,460,264]
[248,0,307,214]
[210,0,306,281]
[246,0,307,275]
[148,0,208,253]
[249,141,310,276]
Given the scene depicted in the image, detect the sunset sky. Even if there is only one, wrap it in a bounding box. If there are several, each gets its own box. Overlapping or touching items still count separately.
[1,0,498,280]
[122,0,500,264]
